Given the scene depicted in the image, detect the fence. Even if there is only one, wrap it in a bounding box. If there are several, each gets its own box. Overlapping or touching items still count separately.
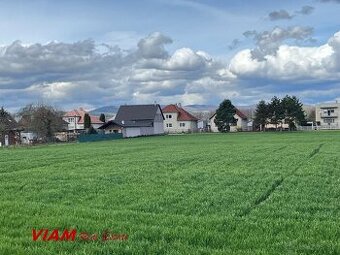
[297,124,340,131]
[78,133,123,143]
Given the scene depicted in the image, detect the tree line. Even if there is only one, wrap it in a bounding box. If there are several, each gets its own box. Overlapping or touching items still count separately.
[254,95,306,131]
[214,95,306,132]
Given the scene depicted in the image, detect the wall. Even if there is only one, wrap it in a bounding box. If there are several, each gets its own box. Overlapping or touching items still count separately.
[163,112,197,133]
[123,127,141,138]
[316,103,340,129]
[209,114,248,132]
[153,107,165,134]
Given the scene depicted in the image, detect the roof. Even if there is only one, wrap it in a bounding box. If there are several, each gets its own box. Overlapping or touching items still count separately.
[209,108,248,120]
[235,109,248,120]
[98,120,123,129]
[115,104,164,123]
[162,104,198,121]
[0,108,19,131]
[64,108,103,124]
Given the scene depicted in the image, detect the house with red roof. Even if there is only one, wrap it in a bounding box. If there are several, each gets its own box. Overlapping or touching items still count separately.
[209,108,248,132]
[162,104,198,133]
[63,108,103,133]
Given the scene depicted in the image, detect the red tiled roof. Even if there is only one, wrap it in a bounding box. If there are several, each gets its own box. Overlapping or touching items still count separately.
[162,104,198,121]
[64,108,103,124]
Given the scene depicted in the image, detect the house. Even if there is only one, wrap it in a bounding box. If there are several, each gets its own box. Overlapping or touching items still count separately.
[20,132,38,144]
[197,119,209,132]
[0,108,21,146]
[316,101,340,129]
[100,104,164,138]
[63,108,103,133]
[209,108,248,132]
[98,120,123,134]
[162,104,198,133]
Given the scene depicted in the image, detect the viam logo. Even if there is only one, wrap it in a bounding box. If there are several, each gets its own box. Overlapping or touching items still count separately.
[32,229,77,241]
[32,229,128,242]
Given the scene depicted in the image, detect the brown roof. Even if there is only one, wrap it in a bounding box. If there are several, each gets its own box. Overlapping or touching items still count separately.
[0,108,18,131]
[209,108,248,120]
[64,108,103,124]
[235,109,248,120]
[162,104,198,121]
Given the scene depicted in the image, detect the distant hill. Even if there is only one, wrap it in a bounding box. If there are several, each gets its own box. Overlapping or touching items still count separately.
[183,104,217,113]
[89,105,120,119]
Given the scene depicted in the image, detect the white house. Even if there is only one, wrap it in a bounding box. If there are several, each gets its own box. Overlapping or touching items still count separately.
[162,104,198,133]
[63,108,103,133]
[100,104,164,138]
[209,108,248,132]
[316,101,340,129]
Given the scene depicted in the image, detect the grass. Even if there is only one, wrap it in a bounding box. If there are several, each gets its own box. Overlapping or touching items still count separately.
[0,132,340,254]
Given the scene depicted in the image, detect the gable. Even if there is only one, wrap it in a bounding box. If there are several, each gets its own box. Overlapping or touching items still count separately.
[115,104,163,122]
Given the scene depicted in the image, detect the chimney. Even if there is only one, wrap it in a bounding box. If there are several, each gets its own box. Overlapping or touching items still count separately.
[177,103,182,108]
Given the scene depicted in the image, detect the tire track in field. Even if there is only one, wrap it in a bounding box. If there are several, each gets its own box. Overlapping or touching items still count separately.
[272,145,287,153]
[237,143,324,217]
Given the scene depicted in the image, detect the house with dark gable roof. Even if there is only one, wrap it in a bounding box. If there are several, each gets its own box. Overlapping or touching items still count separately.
[162,104,198,133]
[99,104,164,138]
[209,108,249,132]
[0,107,21,146]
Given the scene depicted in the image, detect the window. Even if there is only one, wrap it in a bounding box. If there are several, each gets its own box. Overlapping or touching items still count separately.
[324,118,335,123]
[166,114,172,119]
[180,123,185,127]
[166,123,172,128]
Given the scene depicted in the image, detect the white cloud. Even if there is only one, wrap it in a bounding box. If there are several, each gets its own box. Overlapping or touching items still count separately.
[230,31,340,81]
[2,30,340,111]
[0,32,234,110]
[137,32,172,59]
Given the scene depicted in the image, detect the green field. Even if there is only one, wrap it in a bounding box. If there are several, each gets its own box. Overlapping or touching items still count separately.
[0,132,339,254]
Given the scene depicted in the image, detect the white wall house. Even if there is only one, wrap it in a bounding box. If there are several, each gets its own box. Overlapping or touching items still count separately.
[209,108,248,132]
[63,108,103,133]
[316,102,340,129]
[101,104,164,138]
[162,104,198,133]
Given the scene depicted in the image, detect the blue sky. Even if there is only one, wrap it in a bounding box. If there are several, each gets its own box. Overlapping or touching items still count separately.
[0,0,340,111]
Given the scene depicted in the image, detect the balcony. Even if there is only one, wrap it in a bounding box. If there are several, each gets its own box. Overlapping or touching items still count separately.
[320,113,338,118]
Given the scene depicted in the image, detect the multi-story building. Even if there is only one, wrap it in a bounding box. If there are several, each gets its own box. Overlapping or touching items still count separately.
[63,108,103,133]
[316,102,340,129]
[162,104,198,133]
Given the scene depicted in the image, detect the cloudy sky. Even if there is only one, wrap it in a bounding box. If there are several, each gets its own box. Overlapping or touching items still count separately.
[1,0,340,111]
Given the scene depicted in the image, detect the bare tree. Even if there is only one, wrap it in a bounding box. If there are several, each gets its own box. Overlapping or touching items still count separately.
[18,104,65,142]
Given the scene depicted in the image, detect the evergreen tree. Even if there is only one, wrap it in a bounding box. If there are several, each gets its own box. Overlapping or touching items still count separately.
[281,95,306,130]
[84,113,91,129]
[214,99,237,132]
[99,113,106,123]
[268,96,284,130]
[88,126,98,134]
[254,100,268,131]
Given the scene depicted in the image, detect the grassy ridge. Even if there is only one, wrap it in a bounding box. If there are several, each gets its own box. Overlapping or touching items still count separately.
[0,132,339,254]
